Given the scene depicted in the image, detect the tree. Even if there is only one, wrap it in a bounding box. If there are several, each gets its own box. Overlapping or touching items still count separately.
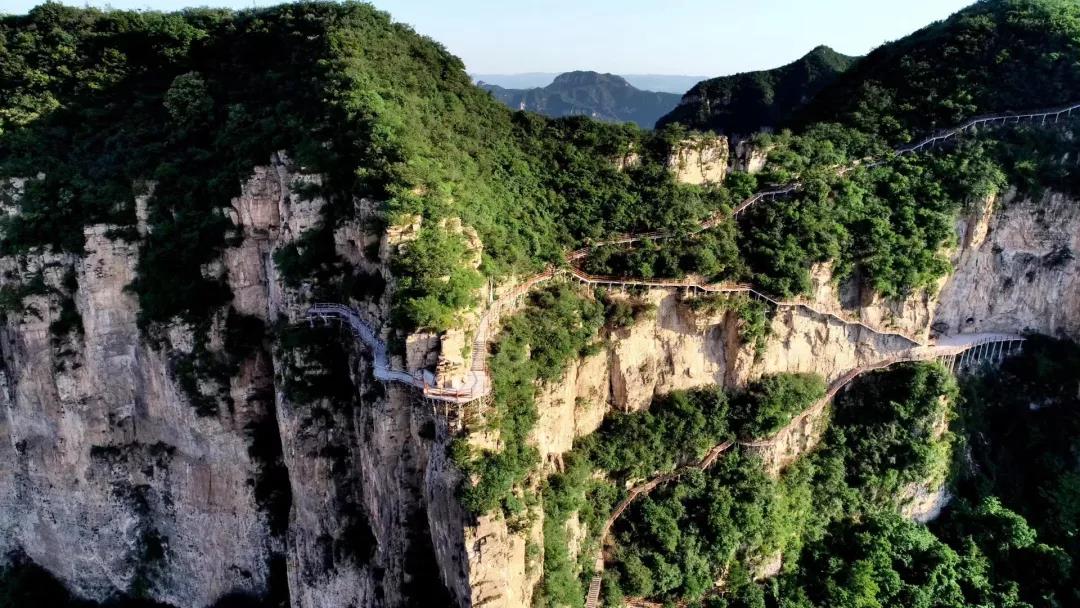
[163,72,212,125]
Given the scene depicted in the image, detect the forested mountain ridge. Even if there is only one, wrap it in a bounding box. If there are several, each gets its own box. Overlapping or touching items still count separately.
[479,71,682,128]
[796,0,1080,141]
[655,45,857,134]
[0,1,1079,608]
[473,73,705,94]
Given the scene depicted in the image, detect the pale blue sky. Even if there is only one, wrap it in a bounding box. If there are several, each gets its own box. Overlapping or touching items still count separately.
[0,0,975,75]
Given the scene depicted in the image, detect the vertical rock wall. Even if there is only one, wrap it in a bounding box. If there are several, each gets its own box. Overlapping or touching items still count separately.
[4,151,1080,608]
[668,135,729,185]
[0,226,273,607]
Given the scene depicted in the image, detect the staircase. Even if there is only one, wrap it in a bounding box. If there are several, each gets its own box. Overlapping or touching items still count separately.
[585,575,603,608]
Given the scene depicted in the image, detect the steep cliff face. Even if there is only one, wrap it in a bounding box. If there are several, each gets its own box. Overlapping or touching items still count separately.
[0,213,275,606]
[3,147,1080,608]
[0,156,433,608]
[667,135,729,185]
[936,189,1080,340]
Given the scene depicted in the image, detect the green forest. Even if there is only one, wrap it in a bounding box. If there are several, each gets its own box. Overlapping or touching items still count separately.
[2,1,1080,607]
[528,340,1080,608]
[3,0,1080,336]
[656,45,857,134]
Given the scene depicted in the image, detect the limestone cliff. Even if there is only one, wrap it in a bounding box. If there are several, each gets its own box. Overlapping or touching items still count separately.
[3,151,1080,608]
[936,189,1080,339]
[667,135,729,185]
[0,155,454,608]
[0,198,278,606]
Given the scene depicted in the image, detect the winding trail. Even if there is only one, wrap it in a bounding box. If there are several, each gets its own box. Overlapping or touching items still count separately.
[583,333,1025,607]
[309,99,1077,408]
[575,100,1080,256]
[302,101,1070,608]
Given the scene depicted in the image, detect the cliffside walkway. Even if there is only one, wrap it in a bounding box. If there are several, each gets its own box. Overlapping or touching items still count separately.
[586,332,1025,606]
[308,303,491,405]
[563,267,924,346]
[570,99,1080,255]
[895,100,1080,155]
[308,266,930,405]
[305,100,1072,406]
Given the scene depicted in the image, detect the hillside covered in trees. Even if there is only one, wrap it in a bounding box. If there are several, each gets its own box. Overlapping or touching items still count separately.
[656,45,857,135]
[0,1,1079,608]
[796,0,1080,141]
[479,71,682,129]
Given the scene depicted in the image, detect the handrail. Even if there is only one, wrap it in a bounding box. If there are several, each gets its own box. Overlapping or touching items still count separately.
[573,100,1080,254]
[589,333,1025,607]
[304,99,1072,411]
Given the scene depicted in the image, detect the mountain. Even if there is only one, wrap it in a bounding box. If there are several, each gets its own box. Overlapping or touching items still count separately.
[3,2,1080,608]
[469,72,559,89]
[479,71,682,128]
[472,73,705,94]
[656,45,857,134]
[795,0,1080,141]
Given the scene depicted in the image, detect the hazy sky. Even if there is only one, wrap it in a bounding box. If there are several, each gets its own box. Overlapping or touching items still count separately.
[1,0,975,75]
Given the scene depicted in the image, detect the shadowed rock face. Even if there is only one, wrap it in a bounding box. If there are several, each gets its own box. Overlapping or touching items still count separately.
[935,189,1080,341]
[480,71,683,128]
[0,157,406,608]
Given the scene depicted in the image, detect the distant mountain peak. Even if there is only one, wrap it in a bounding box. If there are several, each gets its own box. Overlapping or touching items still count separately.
[479,70,681,128]
[551,71,633,88]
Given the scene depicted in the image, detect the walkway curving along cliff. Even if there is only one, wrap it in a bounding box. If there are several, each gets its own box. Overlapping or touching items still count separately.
[306,100,1075,405]
[572,99,1080,256]
[308,303,490,405]
[585,333,1025,607]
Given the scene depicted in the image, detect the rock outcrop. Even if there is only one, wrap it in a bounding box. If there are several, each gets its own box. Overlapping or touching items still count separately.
[936,189,1080,340]
[668,135,729,185]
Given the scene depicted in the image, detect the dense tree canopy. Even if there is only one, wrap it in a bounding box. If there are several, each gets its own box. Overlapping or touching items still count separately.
[657,45,857,134]
[799,0,1080,142]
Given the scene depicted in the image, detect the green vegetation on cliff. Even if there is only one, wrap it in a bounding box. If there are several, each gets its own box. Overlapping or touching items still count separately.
[0,2,736,339]
[452,284,604,517]
[5,0,1077,334]
[595,360,1078,608]
[578,340,1080,608]
[579,121,1004,299]
[530,372,821,607]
